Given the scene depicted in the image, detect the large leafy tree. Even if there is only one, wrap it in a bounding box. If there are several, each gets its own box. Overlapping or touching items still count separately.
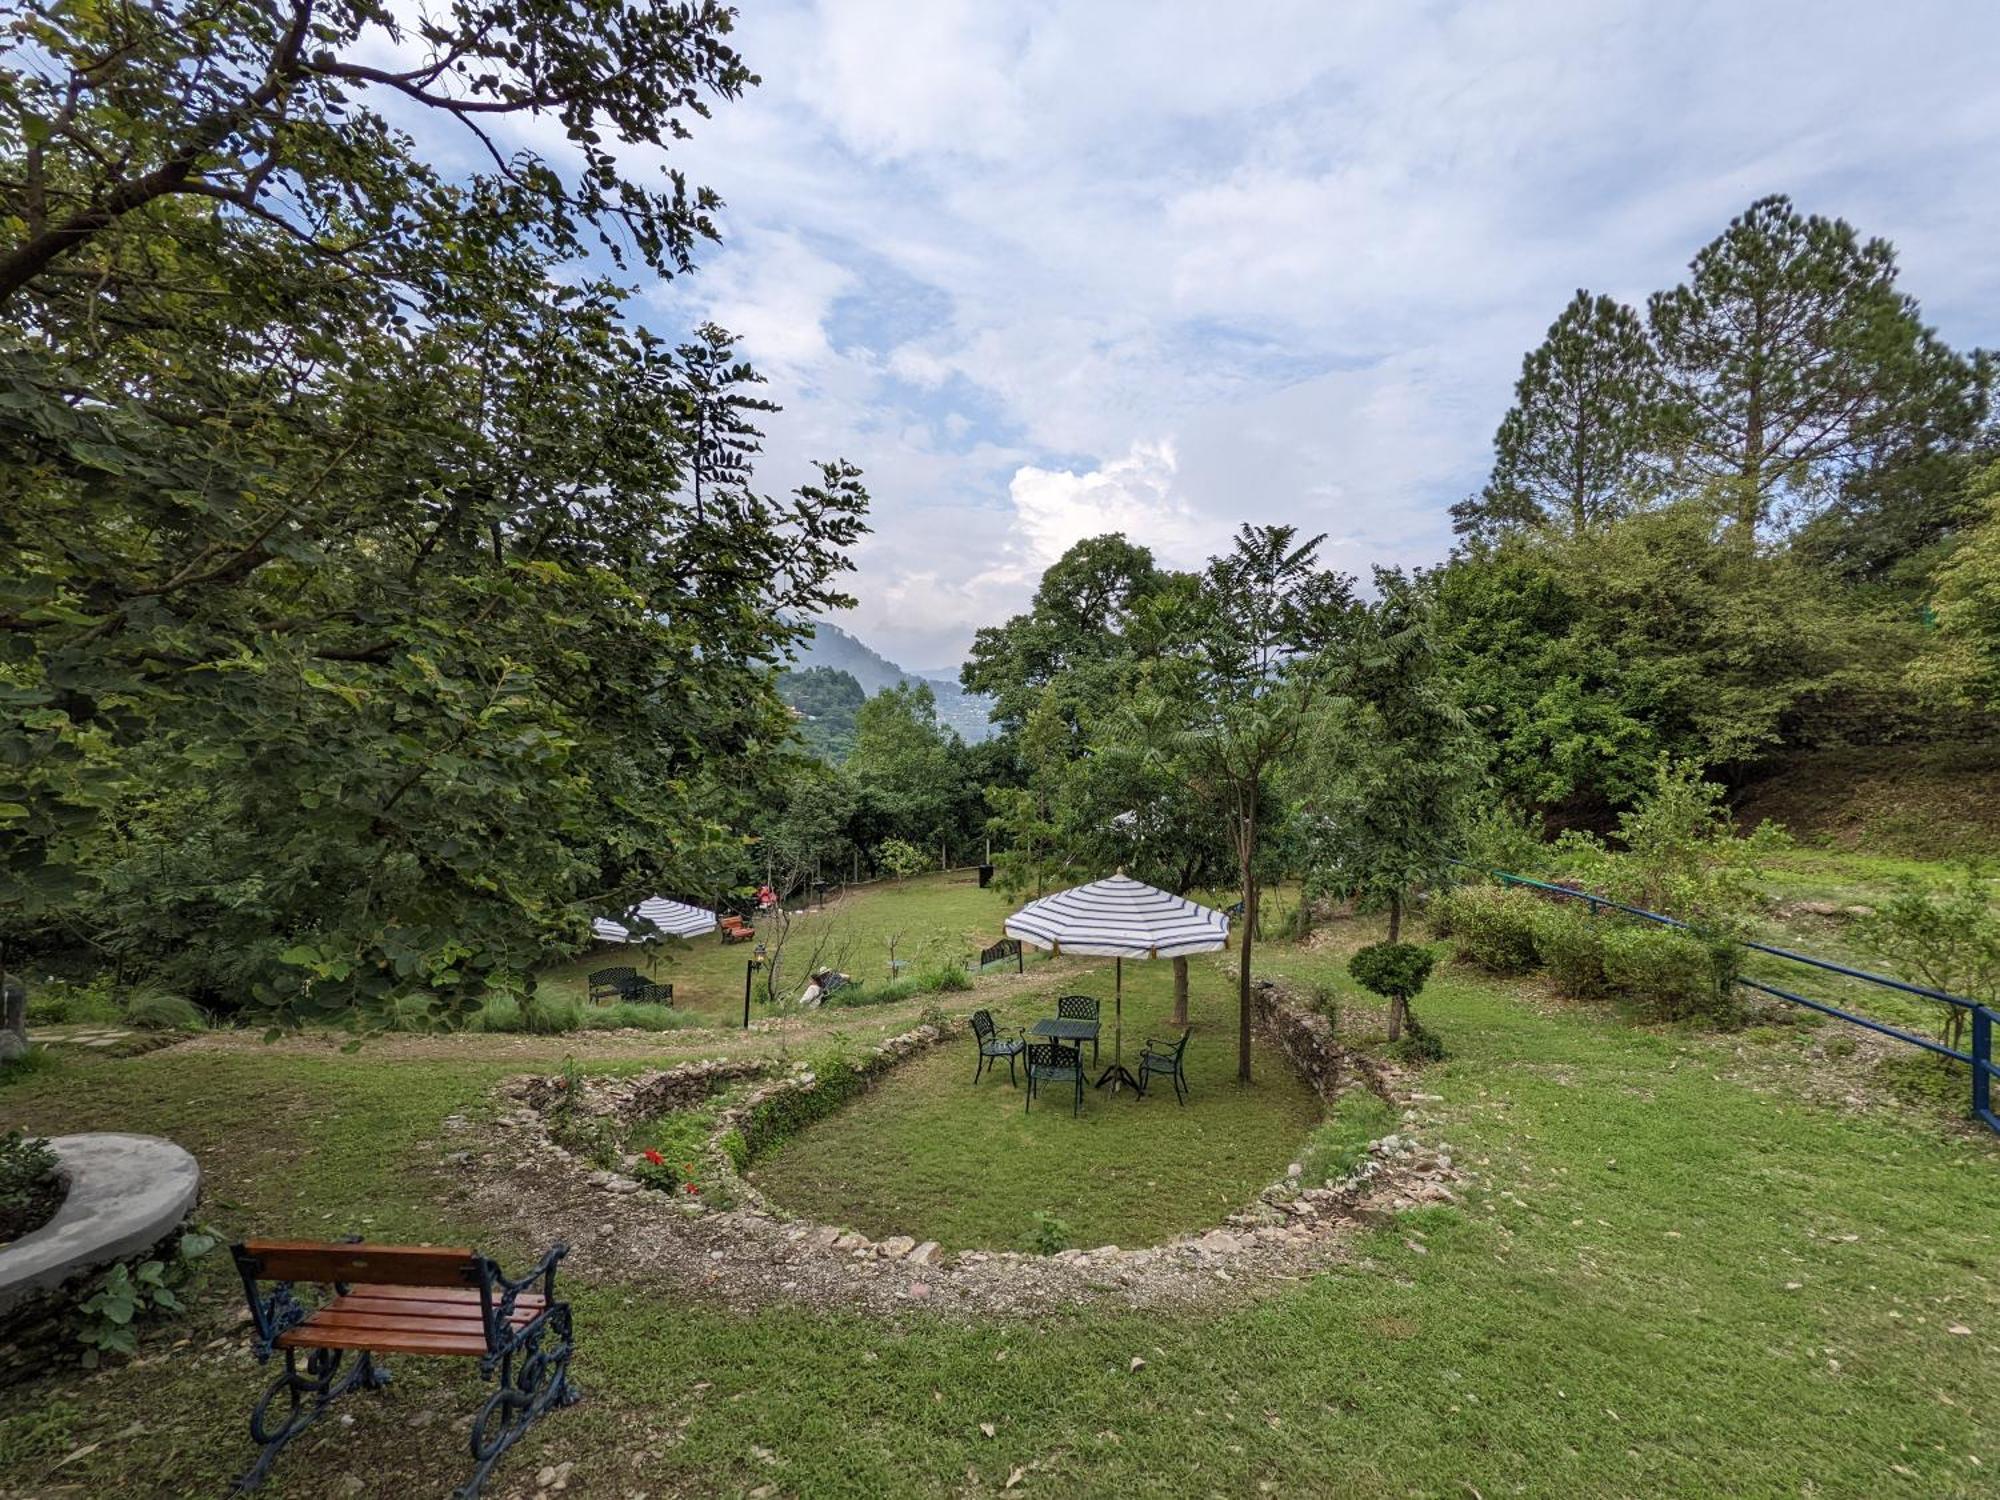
[0,0,868,1038]
[845,684,979,867]
[963,533,1164,734]
[1648,195,1987,535]
[1130,527,1355,1082]
[1295,569,1483,1040]
[1453,290,1668,541]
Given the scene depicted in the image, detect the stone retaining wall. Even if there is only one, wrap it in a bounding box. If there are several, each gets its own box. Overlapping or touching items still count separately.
[482,991,1466,1313]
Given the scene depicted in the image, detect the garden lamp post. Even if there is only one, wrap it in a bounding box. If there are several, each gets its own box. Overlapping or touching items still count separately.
[743,944,766,1030]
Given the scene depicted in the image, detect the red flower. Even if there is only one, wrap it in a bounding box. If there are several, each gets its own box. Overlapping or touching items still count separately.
[684,1182,700,1195]
[642,1149,665,1166]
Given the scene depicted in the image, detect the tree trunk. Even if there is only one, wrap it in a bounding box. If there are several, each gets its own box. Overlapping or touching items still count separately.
[1171,955,1189,1027]
[1237,805,1257,1084]
[1384,890,1406,1042]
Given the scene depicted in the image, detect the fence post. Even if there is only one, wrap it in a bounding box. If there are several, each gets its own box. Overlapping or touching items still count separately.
[1974,1006,1993,1123]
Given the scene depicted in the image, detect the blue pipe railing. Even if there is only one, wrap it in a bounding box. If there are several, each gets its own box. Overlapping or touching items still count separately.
[1458,863,2000,1137]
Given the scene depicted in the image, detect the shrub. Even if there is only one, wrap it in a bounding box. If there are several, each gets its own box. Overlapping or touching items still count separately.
[831,978,916,1008]
[1446,885,1541,974]
[917,964,970,994]
[1306,982,1341,1027]
[74,1226,219,1367]
[918,1001,951,1033]
[23,992,70,1025]
[1,1128,59,1216]
[1600,925,1740,1024]
[122,989,206,1031]
[1028,1209,1072,1256]
[1531,903,1610,998]
[468,993,582,1033]
[1393,1017,1447,1064]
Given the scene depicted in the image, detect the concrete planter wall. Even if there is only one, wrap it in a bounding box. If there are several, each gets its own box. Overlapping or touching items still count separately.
[0,1133,201,1386]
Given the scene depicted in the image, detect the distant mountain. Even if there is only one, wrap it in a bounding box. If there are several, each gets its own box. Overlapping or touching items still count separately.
[784,620,995,744]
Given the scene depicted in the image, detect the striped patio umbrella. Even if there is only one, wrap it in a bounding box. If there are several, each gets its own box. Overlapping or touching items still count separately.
[1005,873,1229,1092]
[591,896,719,945]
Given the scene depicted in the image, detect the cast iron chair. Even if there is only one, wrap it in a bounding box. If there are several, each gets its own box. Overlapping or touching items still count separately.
[1026,1040,1085,1117]
[626,981,674,1006]
[1137,1028,1192,1105]
[587,967,639,1004]
[1055,994,1101,1063]
[970,1008,1025,1086]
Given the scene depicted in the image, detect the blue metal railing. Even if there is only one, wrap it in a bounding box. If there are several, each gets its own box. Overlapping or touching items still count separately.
[1462,865,2000,1137]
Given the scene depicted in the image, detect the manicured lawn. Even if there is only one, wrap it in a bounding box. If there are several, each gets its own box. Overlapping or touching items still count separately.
[3,895,1997,1497]
[537,869,1037,1023]
[748,959,1322,1251]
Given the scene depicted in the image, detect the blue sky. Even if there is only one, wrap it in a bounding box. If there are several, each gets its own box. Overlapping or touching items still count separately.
[530,0,2000,670]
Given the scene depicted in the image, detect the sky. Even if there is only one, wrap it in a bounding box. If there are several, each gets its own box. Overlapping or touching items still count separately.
[549,1,2000,672]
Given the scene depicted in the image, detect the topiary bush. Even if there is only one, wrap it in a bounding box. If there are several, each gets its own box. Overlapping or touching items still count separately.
[1531,903,1611,998]
[1445,885,1542,974]
[1349,940,1441,1048]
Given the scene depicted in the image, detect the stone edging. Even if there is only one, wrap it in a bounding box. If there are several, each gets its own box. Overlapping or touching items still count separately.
[472,995,1467,1313]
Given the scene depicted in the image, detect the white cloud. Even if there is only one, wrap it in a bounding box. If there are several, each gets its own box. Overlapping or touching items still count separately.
[531,0,2000,668]
[1007,440,1218,572]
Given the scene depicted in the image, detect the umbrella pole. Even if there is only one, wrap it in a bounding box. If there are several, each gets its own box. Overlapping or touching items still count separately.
[1097,955,1141,1094]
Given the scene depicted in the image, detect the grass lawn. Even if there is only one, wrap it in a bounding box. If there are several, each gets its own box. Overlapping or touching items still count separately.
[536,869,1037,1024]
[748,959,1322,1252]
[3,869,1998,1497]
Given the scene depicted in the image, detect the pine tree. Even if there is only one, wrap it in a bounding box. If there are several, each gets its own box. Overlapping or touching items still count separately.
[1647,195,1985,535]
[1454,290,1666,541]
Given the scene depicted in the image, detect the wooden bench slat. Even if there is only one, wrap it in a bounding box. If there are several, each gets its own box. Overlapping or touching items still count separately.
[343,1284,538,1306]
[240,1240,480,1288]
[330,1292,545,1321]
[279,1324,491,1357]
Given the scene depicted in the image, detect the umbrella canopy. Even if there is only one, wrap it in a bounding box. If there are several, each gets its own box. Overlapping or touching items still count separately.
[1005,873,1229,959]
[1006,874,1229,1094]
[592,896,718,944]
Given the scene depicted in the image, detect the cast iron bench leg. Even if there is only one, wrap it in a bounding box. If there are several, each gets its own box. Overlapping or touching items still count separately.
[236,1348,391,1493]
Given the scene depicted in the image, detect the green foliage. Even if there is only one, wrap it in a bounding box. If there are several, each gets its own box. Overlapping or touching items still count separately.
[1530,903,1611,999]
[1647,195,1988,537]
[0,1127,57,1215]
[875,838,930,882]
[739,1053,872,1161]
[121,989,205,1032]
[1454,289,1667,541]
[1443,885,1542,974]
[1851,863,1999,1054]
[74,1226,218,1368]
[1559,757,1786,930]
[1910,462,2000,713]
[0,0,867,1028]
[1297,569,1483,939]
[776,666,868,761]
[1393,1016,1448,1064]
[1599,926,1741,1025]
[1347,943,1438,1003]
[917,1001,951,1033]
[1298,1090,1398,1183]
[1028,1209,1073,1256]
[847,686,980,863]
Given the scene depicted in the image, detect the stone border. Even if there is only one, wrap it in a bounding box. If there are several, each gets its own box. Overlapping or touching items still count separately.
[0,1133,201,1316]
[470,995,1466,1314]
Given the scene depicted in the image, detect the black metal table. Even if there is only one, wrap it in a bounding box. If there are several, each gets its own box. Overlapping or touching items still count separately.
[1031,1017,1138,1092]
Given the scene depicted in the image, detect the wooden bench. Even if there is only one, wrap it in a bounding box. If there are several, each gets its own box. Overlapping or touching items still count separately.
[719,914,756,944]
[230,1238,578,1497]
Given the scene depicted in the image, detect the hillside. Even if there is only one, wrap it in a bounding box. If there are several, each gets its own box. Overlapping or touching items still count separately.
[786,619,994,743]
[1735,741,2000,858]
